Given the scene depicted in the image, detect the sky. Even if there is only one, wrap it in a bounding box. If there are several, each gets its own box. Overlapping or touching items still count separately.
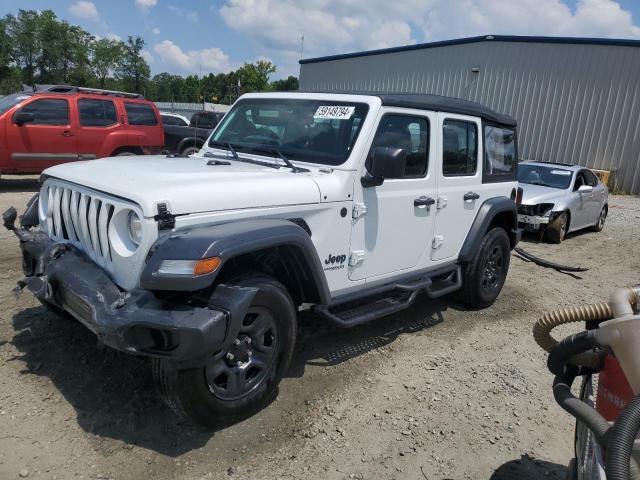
[1,0,639,79]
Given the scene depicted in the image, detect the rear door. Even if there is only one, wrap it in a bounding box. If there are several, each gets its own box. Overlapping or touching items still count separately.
[75,97,121,159]
[6,96,77,169]
[431,113,483,261]
[124,101,162,148]
[349,108,437,281]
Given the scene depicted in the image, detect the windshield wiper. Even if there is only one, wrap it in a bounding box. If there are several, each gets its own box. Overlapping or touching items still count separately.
[245,147,309,173]
[209,141,239,159]
[203,150,280,170]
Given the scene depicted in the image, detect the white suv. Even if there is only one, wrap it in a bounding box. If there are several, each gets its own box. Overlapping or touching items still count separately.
[4,92,521,427]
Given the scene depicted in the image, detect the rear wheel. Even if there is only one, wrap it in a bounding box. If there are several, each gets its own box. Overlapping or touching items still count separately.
[591,206,607,232]
[545,212,568,243]
[115,151,137,156]
[181,145,200,156]
[153,275,296,428]
[458,227,511,308]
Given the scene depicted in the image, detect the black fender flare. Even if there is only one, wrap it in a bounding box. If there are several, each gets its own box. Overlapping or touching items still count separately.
[141,218,331,303]
[458,197,519,263]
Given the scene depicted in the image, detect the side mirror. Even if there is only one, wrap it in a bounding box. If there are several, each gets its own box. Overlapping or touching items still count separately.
[362,147,406,187]
[577,185,593,193]
[13,111,34,126]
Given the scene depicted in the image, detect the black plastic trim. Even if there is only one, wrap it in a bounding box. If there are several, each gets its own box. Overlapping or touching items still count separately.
[458,197,518,263]
[482,120,519,184]
[141,218,331,303]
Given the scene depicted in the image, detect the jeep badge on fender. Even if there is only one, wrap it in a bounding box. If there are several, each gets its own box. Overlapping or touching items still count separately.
[4,91,520,427]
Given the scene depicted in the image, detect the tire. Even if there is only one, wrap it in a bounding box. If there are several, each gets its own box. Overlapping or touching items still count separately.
[545,212,568,244]
[591,206,607,232]
[565,458,577,480]
[115,151,137,156]
[458,227,511,308]
[181,145,201,156]
[153,275,297,428]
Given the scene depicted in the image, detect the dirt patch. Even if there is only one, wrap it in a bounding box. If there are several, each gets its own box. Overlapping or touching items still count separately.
[1,177,638,480]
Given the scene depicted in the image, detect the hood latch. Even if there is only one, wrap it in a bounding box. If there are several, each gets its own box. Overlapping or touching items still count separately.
[154,203,176,230]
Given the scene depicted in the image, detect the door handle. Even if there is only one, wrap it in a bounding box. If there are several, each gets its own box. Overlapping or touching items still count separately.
[61,130,74,137]
[463,192,480,201]
[414,196,436,207]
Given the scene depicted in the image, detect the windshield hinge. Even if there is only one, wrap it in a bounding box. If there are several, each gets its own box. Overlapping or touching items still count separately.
[352,203,367,219]
[349,250,365,266]
[154,203,175,230]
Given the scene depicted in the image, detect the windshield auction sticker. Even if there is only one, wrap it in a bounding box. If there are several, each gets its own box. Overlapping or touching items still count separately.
[313,106,355,120]
[551,170,572,176]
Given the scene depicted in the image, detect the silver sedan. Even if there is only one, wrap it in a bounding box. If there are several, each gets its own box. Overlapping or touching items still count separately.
[517,162,608,243]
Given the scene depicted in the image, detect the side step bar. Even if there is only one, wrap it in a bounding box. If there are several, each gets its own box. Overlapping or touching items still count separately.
[315,265,462,328]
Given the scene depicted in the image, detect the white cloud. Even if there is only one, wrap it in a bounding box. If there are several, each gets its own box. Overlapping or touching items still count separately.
[153,40,232,74]
[68,1,100,22]
[141,49,154,64]
[219,0,640,74]
[152,27,161,35]
[106,32,121,41]
[135,0,157,12]
[168,5,199,23]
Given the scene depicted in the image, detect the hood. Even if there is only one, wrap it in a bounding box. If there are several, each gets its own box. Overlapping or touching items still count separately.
[43,155,323,217]
[520,183,567,205]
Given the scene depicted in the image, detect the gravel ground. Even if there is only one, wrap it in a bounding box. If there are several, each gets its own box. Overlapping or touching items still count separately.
[1,176,639,480]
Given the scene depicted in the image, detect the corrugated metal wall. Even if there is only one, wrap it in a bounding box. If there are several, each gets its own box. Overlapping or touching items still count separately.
[299,40,640,194]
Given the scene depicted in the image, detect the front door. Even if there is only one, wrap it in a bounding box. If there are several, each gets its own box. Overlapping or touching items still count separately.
[349,108,437,281]
[432,113,483,261]
[6,97,77,170]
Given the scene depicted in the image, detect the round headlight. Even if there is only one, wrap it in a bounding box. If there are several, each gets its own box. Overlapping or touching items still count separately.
[127,210,142,245]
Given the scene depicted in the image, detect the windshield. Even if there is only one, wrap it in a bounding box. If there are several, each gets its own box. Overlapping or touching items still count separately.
[209,99,369,166]
[518,164,573,189]
[0,93,31,116]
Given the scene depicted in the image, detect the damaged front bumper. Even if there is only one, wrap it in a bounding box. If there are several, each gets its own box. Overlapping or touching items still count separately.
[517,213,550,231]
[3,207,256,367]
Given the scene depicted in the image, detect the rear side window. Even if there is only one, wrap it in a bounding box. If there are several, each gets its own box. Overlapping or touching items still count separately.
[484,125,517,181]
[17,99,69,125]
[162,115,185,126]
[442,119,477,176]
[125,102,158,126]
[79,99,117,127]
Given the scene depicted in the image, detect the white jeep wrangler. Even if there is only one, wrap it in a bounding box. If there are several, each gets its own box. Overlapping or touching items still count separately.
[4,92,521,427]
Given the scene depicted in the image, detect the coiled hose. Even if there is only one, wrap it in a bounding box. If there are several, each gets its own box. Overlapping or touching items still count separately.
[533,286,640,368]
[607,395,640,480]
[533,302,612,368]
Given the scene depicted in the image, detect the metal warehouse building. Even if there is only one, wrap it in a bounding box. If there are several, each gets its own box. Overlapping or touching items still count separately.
[298,35,640,194]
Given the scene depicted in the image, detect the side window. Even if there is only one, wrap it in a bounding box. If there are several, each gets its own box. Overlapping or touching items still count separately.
[368,114,429,178]
[125,102,158,126]
[78,99,117,127]
[442,119,477,176]
[484,125,517,180]
[574,172,586,190]
[584,170,599,187]
[16,99,69,126]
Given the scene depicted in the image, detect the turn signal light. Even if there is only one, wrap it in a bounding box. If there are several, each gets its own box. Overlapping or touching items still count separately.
[193,257,222,276]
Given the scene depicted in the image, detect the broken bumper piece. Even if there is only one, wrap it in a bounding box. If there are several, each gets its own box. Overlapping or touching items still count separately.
[13,226,244,366]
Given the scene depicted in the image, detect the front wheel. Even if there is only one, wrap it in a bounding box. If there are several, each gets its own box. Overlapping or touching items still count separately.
[457,227,511,308]
[545,212,568,243]
[153,276,297,428]
[591,206,607,232]
[180,145,200,156]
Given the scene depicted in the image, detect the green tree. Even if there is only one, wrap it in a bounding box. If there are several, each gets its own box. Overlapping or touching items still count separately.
[91,38,124,88]
[115,36,150,94]
[5,10,40,87]
[271,75,299,91]
[237,60,276,94]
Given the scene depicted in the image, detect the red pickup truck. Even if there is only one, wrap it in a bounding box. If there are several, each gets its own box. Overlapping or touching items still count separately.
[0,86,164,176]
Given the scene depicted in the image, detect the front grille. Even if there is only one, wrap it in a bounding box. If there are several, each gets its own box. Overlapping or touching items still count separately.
[518,204,537,216]
[45,184,116,268]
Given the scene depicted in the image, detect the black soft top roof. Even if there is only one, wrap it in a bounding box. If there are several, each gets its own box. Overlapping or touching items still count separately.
[370,93,517,127]
[314,91,516,127]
